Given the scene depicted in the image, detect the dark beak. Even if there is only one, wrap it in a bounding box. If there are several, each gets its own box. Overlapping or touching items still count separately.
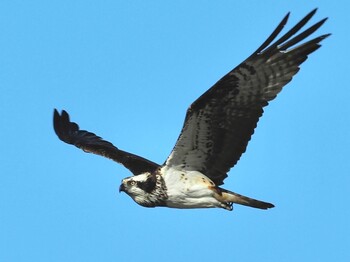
[119,183,125,193]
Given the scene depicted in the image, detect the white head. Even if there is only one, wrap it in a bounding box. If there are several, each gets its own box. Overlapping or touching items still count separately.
[119,173,160,207]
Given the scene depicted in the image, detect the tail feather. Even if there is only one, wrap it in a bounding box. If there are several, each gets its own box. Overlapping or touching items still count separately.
[219,188,274,210]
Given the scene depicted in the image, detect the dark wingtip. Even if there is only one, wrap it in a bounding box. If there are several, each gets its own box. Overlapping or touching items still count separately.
[53,108,61,137]
[309,8,318,16]
[316,17,329,29]
[53,108,78,143]
[53,108,59,122]
[280,11,290,29]
[318,33,331,43]
[284,11,291,20]
[304,8,318,22]
[322,33,332,39]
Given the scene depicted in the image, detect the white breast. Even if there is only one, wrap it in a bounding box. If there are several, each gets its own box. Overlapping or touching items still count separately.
[160,166,222,209]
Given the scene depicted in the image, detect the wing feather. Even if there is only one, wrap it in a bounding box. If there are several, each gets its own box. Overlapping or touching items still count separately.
[165,10,330,185]
[53,109,159,175]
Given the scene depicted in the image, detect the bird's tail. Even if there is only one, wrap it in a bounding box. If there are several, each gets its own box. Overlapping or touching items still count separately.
[218,187,274,210]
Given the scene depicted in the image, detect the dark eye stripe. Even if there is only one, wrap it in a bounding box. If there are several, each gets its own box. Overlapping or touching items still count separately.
[137,177,156,193]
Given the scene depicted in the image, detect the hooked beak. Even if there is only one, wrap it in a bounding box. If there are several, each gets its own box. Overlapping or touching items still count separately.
[119,183,125,193]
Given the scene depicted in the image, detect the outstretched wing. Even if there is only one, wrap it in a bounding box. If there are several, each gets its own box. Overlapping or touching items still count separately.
[53,109,160,175]
[165,9,330,185]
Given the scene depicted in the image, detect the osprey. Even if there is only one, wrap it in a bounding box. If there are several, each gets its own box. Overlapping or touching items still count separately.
[54,9,329,211]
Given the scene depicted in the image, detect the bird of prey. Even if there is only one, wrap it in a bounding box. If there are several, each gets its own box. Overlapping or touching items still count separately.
[54,9,329,211]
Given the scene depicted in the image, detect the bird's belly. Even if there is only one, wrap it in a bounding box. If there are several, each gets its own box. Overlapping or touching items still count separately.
[161,167,221,209]
[165,192,221,209]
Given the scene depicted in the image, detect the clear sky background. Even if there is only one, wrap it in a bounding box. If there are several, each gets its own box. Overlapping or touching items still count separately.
[1,1,349,261]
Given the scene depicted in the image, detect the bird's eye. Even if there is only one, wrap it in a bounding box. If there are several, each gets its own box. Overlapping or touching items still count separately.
[128,180,136,186]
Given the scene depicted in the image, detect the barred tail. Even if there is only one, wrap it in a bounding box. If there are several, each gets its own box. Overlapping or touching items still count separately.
[219,188,275,210]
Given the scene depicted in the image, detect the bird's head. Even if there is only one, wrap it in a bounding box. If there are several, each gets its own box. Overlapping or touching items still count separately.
[119,173,161,207]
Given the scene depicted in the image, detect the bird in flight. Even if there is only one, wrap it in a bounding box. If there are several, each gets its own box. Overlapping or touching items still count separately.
[54,9,329,211]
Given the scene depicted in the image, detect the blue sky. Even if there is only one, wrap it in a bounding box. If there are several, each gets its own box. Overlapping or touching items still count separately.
[1,1,349,261]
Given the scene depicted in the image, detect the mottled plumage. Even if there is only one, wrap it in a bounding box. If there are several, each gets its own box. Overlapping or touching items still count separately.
[53,9,329,211]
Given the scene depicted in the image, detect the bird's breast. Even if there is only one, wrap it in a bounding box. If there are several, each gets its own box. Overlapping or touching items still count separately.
[160,166,221,209]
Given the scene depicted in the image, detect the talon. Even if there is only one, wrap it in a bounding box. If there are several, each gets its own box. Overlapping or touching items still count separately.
[221,202,233,211]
